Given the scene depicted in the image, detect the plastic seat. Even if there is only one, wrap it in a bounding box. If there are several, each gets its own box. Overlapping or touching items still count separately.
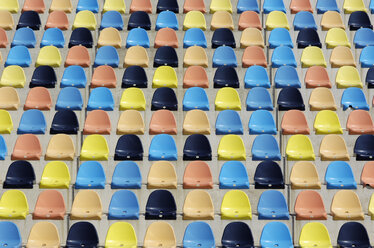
[5,46,31,67]
[237,0,259,13]
[183,134,212,160]
[338,222,370,248]
[290,161,321,189]
[27,222,60,247]
[248,110,276,134]
[281,110,310,135]
[299,223,332,248]
[354,134,374,160]
[258,190,289,219]
[103,0,126,13]
[119,88,146,111]
[321,11,344,31]
[330,46,356,68]
[115,134,143,160]
[184,0,205,13]
[151,88,178,111]
[295,191,326,220]
[0,87,19,110]
[183,11,206,31]
[17,109,46,134]
[0,110,12,134]
[91,65,116,88]
[51,110,79,135]
[254,160,284,189]
[286,135,315,160]
[210,0,232,13]
[320,134,349,161]
[128,11,151,30]
[50,0,72,12]
[156,11,178,31]
[45,10,69,30]
[242,46,267,68]
[344,0,366,13]
[268,28,293,48]
[80,135,109,161]
[325,161,356,189]
[77,0,98,12]
[212,46,237,67]
[297,28,321,48]
[84,110,111,134]
[252,134,281,161]
[126,28,149,48]
[122,66,147,88]
[278,87,305,111]
[336,66,362,88]
[316,0,339,13]
[66,222,98,248]
[290,0,312,13]
[98,28,121,48]
[348,11,372,31]
[215,110,243,135]
[219,161,249,189]
[314,110,342,134]
[64,45,90,67]
[183,161,213,189]
[45,134,75,161]
[271,46,296,68]
[87,87,114,111]
[325,28,351,48]
[300,46,327,68]
[0,27,8,47]
[184,46,208,67]
[153,46,177,67]
[100,11,123,30]
[183,66,208,88]
[246,87,273,111]
[148,161,177,189]
[183,109,210,134]
[11,134,41,160]
[183,222,214,248]
[108,191,139,219]
[275,66,300,88]
[218,135,246,160]
[105,222,137,248]
[222,222,254,248]
[11,27,35,48]
[0,10,14,30]
[244,65,270,88]
[3,160,34,188]
[124,46,149,67]
[183,190,214,220]
[30,65,56,88]
[0,136,7,160]
[152,66,177,88]
[366,67,374,88]
[213,28,236,48]
[347,110,374,134]
[68,28,93,48]
[56,87,83,110]
[40,27,64,48]
[183,87,209,111]
[341,87,369,110]
[72,10,96,30]
[130,0,152,13]
[33,190,66,219]
[94,46,119,68]
[331,190,364,220]
[363,162,374,186]
[144,222,176,248]
[294,11,317,30]
[266,11,289,30]
[360,46,374,68]
[221,190,251,219]
[354,28,374,48]
[146,190,176,220]
[71,190,102,220]
[75,161,105,189]
[240,28,263,48]
[149,134,177,161]
[305,66,331,88]
[369,194,374,219]
[154,28,178,48]
[263,0,285,13]
[149,110,177,135]
[39,161,70,188]
[0,190,29,219]
[0,0,18,13]
[261,222,292,248]
[111,161,142,189]
[238,11,261,30]
[309,87,337,111]
[17,11,40,30]
[371,0,374,13]
[157,0,178,13]
[211,11,234,30]
[215,87,240,110]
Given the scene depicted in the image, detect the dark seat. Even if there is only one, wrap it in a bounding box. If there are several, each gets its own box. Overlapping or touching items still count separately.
[3,161,35,189]
[145,190,176,219]
[183,134,212,160]
[337,222,371,248]
[348,11,373,31]
[122,66,147,88]
[17,11,41,30]
[354,134,374,160]
[213,66,239,88]
[154,46,178,67]
[66,222,99,248]
[277,87,305,111]
[366,67,374,88]
[68,28,93,48]
[157,0,179,13]
[29,66,56,88]
[296,28,322,48]
[114,134,144,160]
[212,28,236,48]
[254,161,285,189]
[151,87,178,111]
[222,222,254,248]
[50,110,79,134]
[128,11,151,30]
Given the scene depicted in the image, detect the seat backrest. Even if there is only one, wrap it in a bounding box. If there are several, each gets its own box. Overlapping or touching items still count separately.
[246,87,273,111]
[321,10,344,30]
[257,190,289,219]
[183,134,212,160]
[100,10,123,30]
[213,28,236,48]
[111,161,142,189]
[18,109,46,134]
[314,110,342,134]
[27,222,60,247]
[0,87,19,110]
[98,27,121,48]
[299,222,331,247]
[153,66,177,88]
[117,110,144,135]
[0,190,29,217]
[325,161,356,189]
[144,222,176,248]
[65,45,90,67]
[183,222,214,248]
[251,134,281,161]
[148,161,177,189]
[122,65,148,88]
[260,222,293,248]
[4,160,35,188]
[219,161,249,189]
[69,27,93,48]
[183,0,205,13]
[0,135,6,160]
[295,190,326,220]
[274,65,301,88]
[331,190,363,219]
[254,161,284,189]
[17,11,41,30]
[286,134,315,160]
[50,0,72,12]
[309,87,336,111]
[155,27,178,48]
[221,190,252,219]
[319,134,349,160]
[45,10,69,30]
[130,0,152,13]
[183,161,213,189]
[0,222,21,247]
[50,110,79,135]
[183,190,214,219]
[281,110,310,134]
[305,66,331,88]
[145,190,176,219]
[73,10,97,30]
[105,222,137,248]
[338,222,370,248]
[80,134,109,161]
[71,190,102,219]
[238,10,261,30]
[222,222,253,247]
[126,27,150,48]
[66,222,99,247]
[119,87,146,111]
[40,161,70,189]
[87,87,114,111]
[263,0,286,13]
[114,134,143,160]
[12,27,36,48]
[265,10,289,30]
[11,134,42,160]
[76,161,106,189]
[33,189,66,219]
[183,87,209,111]
[109,189,139,220]
[215,87,241,110]
[244,65,270,88]
[212,46,237,68]
[76,0,99,12]
[148,134,177,161]
[213,66,238,88]
[94,45,119,67]
[183,109,210,135]
[290,161,320,189]
[183,66,208,88]
[153,46,177,67]
[61,65,87,88]
[216,109,243,135]
[278,87,305,110]
[210,0,232,13]
[156,10,178,30]
[83,109,111,134]
[218,134,246,161]
[128,11,151,30]
[151,87,178,111]
[242,46,267,68]
[124,45,149,67]
[0,10,14,30]
[149,110,177,135]
[290,0,312,13]
[361,161,374,187]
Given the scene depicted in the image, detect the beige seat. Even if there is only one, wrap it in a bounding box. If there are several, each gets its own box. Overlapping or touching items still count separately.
[331,190,364,220]
[117,110,145,134]
[183,110,210,134]
[70,190,102,220]
[50,0,72,12]
[147,161,177,189]
[330,46,356,68]
[183,190,214,220]
[98,27,122,48]
[0,87,19,110]
[309,87,337,111]
[123,46,148,67]
[27,222,60,248]
[321,11,345,30]
[144,222,176,248]
[0,10,14,30]
[184,46,208,67]
[290,161,321,189]
[320,134,349,161]
[45,134,75,161]
[240,28,264,48]
[211,11,234,30]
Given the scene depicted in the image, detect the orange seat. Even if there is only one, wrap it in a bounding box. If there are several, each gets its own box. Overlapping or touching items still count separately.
[0,27,8,47]
[154,28,178,48]
[24,87,52,110]
[91,65,117,88]
[84,110,111,134]
[184,0,205,13]
[242,46,267,68]
[295,191,327,220]
[290,0,312,14]
[304,66,332,88]
[238,11,261,31]
[281,110,310,134]
[361,162,374,187]
[149,110,177,135]
[183,66,209,88]
[183,161,213,189]
[33,190,66,220]
[130,0,152,13]
[45,10,69,30]
[23,0,45,13]
[11,134,42,160]
[65,46,90,67]
[346,110,374,134]
[331,190,364,220]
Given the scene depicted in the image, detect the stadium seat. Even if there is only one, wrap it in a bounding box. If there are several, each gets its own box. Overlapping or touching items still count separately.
[338,222,371,248]
[17,11,40,30]
[210,0,232,13]
[341,87,369,110]
[11,134,41,160]
[260,222,292,248]
[252,134,281,161]
[321,11,344,30]
[0,10,13,30]
[213,28,236,48]
[183,134,212,160]
[183,161,213,189]
[0,0,18,13]
[348,11,372,31]
[156,11,178,30]
[242,46,267,68]
[371,0,374,13]
[366,67,374,88]
[183,87,209,110]
[55,87,83,110]
[325,161,356,189]
[11,27,36,47]
[281,110,310,134]
[183,66,208,88]
[91,65,116,88]
[215,110,243,134]
[126,28,149,48]
[221,222,254,248]
[0,110,12,134]
[33,190,66,219]
[87,87,114,111]
[336,66,362,88]
[114,134,143,160]
[77,0,99,12]
[108,191,139,218]
[309,87,337,110]
[238,11,261,30]
[290,0,312,13]
[258,190,289,219]
[183,190,214,220]
[30,65,56,88]
[248,110,277,134]
[122,66,148,88]
[157,0,178,13]
[66,222,98,248]
[305,66,331,88]
[237,0,259,13]
[219,161,249,189]
[215,87,241,110]
[0,27,8,47]
[183,11,206,30]
[246,87,273,110]
[370,195,374,218]
[149,134,177,161]
[73,10,96,30]
[330,46,356,68]
[45,10,69,30]
[271,46,296,68]
[286,135,315,160]
[218,135,246,160]
[299,223,332,248]
[320,134,349,161]
[277,87,305,111]
[183,109,210,134]
[274,66,301,88]
[144,222,176,248]
[244,65,270,88]
[119,87,146,111]
[314,110,342,134]
[5,45,31,67]
[183,0,205,13]
[27,222,60,248]
[325,28,351,48]
[50,110,79,135]
[17,109,46,134]
[331,190,364,220]
[263,0,285,13]
[0,190,28,219]
[40,27,64,48]
[128,11,151,30]
[98,28,121,48]
[354,134,374,160]
[153,46,177,67]
[50,0,72,12]
[184,46,208,67]
[83,110,111,134]
[149,110,176,134]
[316,0,339,13]
[265,11,289,30]
[183,222,215,248]
[130,0,152,13]
[360,46,374,68]
[103,0,125,13]
[94,46,119,67]
[45,134,75,161]
[155,28,178,48]
[354,28,374,48]
[111,161,142,189]
[68,28,93,48]
[64,45,90,67]
[39,161,70,188]
[268,28,293,48]
[80,134,109,161]
[3,160,35,188]
[151,87,178,111]
[146,190,176,219]
[105,222,137,248]
[347,110,374,134]
[61,65,86,88]
[344,0,366,13]
[240,28,264,48]
[295,191,326,219]
[254,161,284,189]
[212,46,237,67]
[0,136,6,160]
[71,190,102,220]
[294,11,317,30]
[0,87,19,110]
[100,10,123,30]
[221,190,251,219]
[148,161,177,189]
[296,28,321,48]
[75,161,105,189]
[290,161,321,189]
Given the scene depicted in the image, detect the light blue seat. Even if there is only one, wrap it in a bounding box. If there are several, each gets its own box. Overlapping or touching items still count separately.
[258,190,289,219]
[149,134,177,161]
[183,222,215,248]
[293,11,317,30]
[5,46,31,67]
[263,0,286,14]
[360,46,374,68]
[11,27,36,48]
[94,46,119,67]
[0,135,7,160]
[87,87,114,111]
[341,87,369,110]
[77,0,99,13]
[108,190,139,219]
[274,66,300,88]
[248,110,276,134]
[237,0,260,13]
[111,161,142,189]
[268,28,293,49]
[183,28,207,48]
[371,0,374,14]
[60,65,87,88]
[75,161,106,189]
[100,11,124,30]
[219,161,249,189]
[260,222,293,248]
[156,11,178,30]
[252,134,281,160]
[0,222,22,248]
[183,87,209,111]
[316,0,339,14]
[126,28,150,48]
[246,87,273,111]
[212,46,237,67]
[354,28,374,48]
[244,65,270,88]
[271,46,297,68]
[55,87,83,110]
[325,161,357,189]
[17,109,46,134]
[215,110,243,135]
[40,28,65,48]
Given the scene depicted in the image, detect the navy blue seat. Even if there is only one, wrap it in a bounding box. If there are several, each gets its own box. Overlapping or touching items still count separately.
[5,45,31,67]
[213,46,237,67]
[296,28,321,48]
[30,65,56,88]
[354,28,374,48]
[212,28,236,48]
[183,28,207,48]
[254,161,285,189]
[115,135,143,161]
[61,65,87,88]
[56,87,83,110]
[316,0,339,14]
[258,190,289,219]
[151,87,178,110]
[248,110,276,134]
[214,66,239,88]
[3,161,35,189]
[11,27,36,48]
[128,11,151,30]
[237,0,259,13]
[157,0,179,13]
[40,27,65,48]
[50,110,79,134]
[122,66,148,88]
[325,161,357,189]
[87,87,114,111]
[348,11,373,31]
[108,190,139,219]
[17,11,41,30]
[75,161,105,189]
[183,134,212,160]
[222,222,254,248]
[100,11,123,30]
[183,222,215,248]
[0,222,22,248]
[268,28,293,48]
[366,67,374,88]
[76,0,99,13]
[263,0,286,14]
[278,87,305,111]
[154,46,178,67]
[145,190,176,219]
[275,66,301,88]
[216,110,243,134]
[354,134,374,160]
[94,46,119,67]
[338,222,371,248]
[66,222,98,248]
[126,28,150,48]
[149,134,177,161]
[244,65,270,88]
[17,109,46,134]
[293,11,317,30]
[111,161,142,189]
[0,136,7,160]
[252,134,281,161]
[341,87,369,110]
[360,46,374,68]
[156,11,178,30]
[271,46,297,68]
[219,161,249,189]
[246,87,273,111]
[69,28,93,48]
[183,87,209,111]
[260,222,293,248]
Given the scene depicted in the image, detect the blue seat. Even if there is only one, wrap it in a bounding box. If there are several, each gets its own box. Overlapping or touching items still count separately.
[76,0,99,13]
[0,136,7,160]
[183,28,207,48]
[151,87,178,110]
[154,46,178,67]
[244,66,270,88]
[275,66,301,88]
[17,109,46,134]
[108,190,139,219]
[56,87,83,110]
[263,0,286,13]
[237,0,259,13]
[3,161,35,189]
[277,87,305,111]
[183,87,209,111]
[254,161,285,189]
[213,46,237,67]
[94,46,119,67]
[271,46,297,68]
[156,11,178,30]
[268,28,293,48]
[252,134,281,161]
[248,110,276,134]
[87,87,114,111]
[69,28,93,48]
[183,134,212,160]
[219,161,249,189]
[122,66,148,88]
[50,110,79,134]
[11,27,36,48]
[260,222,293,248]
[145,190,176,219]
[354,134,374,160]
[66,222,98,248]
[126,28,150,48]
[111,161,142,189]
[246,87,273,111]
[293,11,317,30]
[17,11,41,30]
[61,66,86,88]
[222,222,254,248]
[316,0,339,14]
[5,46,31,67]
[75,161,106,189]
[216,110,243,134]
[214,66,239,88]
[157,0,179,13]
[338,222,370,248]
[258,190,289,219]
[297,28,321,48]
[0,222,21,248]
[360,46,374,68]
[212,28,236,48]
[341,87,369,110]
[128,11,151,30]
[115,135,143,160]
[348,11,372,31]
[183,222,215,248]
[371,0,374,14]
[366,67,374,88]
[30,65,56,88]
[40,28,65,48]
[354,28,374,48]
[149,134,177,161]
[325,161,357,189]
[100,11,123,30]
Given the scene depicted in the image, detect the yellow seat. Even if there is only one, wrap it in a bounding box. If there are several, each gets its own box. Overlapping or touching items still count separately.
[368,193,374,220]
[153,66,178,88]
[210,0,232,13]
[80,134,109,161]
[0,109,12,134]
[211,11,234,30]
[40,161,70,189]
[218,135,246,160]
[286,135,315,160]
[309,87,337,111]
[123,46,149,67]
[314,110,343,134]
[73,10,97,30]
[71,190,102,220]
[320,134,349,161]
[325,28,351,48]
[0,190,28,219]
[184,46,208,67]
[335,66,363,88]
[299,223,332,248]
[0,0,19,13]
[221,190,251,219]
[331,190,364,220]
[144,222,176,248]
[183,109,210,134]
[0,11,14,30]
[103,0,126,13]
[215,87,241,110]
[27,222,60,248]
[343,0,367,13]
[290,161,321,189]
[321,11,345,30]
[330,46,356,68]
[301,46,327,68]
[119,88,146,111]
[50,0,72,12]
[266,11,289,30]
[0,87,19,110]
[183,190,214,220]
[98,27,122,48]
[148,161,177,189]
[45,134,75,160]
[105,222,137,248]
[0,65,25,88]
[183,11,206,30]
[117,110,145,134]
[36,46,61,67]
[240,28,264,48]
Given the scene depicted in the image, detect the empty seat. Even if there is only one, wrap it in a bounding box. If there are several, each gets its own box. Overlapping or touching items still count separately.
[295,191,327,220]
[294,11,317,30]
[183,11,206,30]
[17,11,40,30]
[183,161,213,189]
[151,87,178,111]
[221,190,251,219]
[55,87,83,110]
[17,109,45,134]
[98,28,121,48]
[156,11,178,30]
[338,222,371,248]
[265,11,289,30]
[320,134,349,161]
[117,110,144,135]
[290,0,312,13]
[331,46,356,68]
[218,135,246,160]
[40,161,70,188]
[146,190,176,220]
[248,110,276,134]
[366,67,374,88]
[321,11,344,30]
[278,87,305,111]
[316,0,339,13]
[213,28,236,48]
[325,28,351,48]
[148,161,177,189]
[301,46,327,68]
[184,46,208,67]
[124,46,149,67]
[45,134,75,161]
[11,27,36,47]
[238,11,261,30]
[68,28,93,48]
[115,134,143,160]
[83,110,111,134]
[30,65,56,88]
[130,0,152,13]
[154,46,177,67]
[354,134,374,160]
[183,0,205,13]
[50,0,72,12]
[149,110,176,135]
[314,110,342,134]
[87,87,114,111]
[75,161,105,189]
[347,110,374,134]
[77,0,99,12]
[237,0,259,13]
[40,27,64,48]
[215,87,241,110]
[252,134,281,161]
[122,66,147,88]
[183,109,210,134]
[258,190,289,219]
[45,10,69,30]
[222,222,254,248]
[261,222,292,248]
[305,66,331,88]
[27,222,60,248]
[144,222,176,248]
[0,110,12,134]
[65,45,90,67]
[183,87,209,111]
[66,222,98,248]
[183,66,208,88]
[299,222,332,248]
[153,66,177,88]
[344,0,367,13]
[325,161,356,189]
[106,223,137,248]
[5,45,31,67]
[212,46,237,67]
[149,134,177,161]
[246,87,273,110]
[0,0,18,12]
[94,46,119,67]
[281,110,310,134]
[91,65,116,88]
[3,160,35,188]
[80,135,109,161]
[274,66,301,88]
[263,0,285,13]
[33,190,66,219]
[369,194,374,219]
[0,135,7,159]
[286,135,315,160]
[242,46,267,68]
[73,10,96,30]
[215,110,243,134]
[254,161,284,189]
[0,87,19,110]
[268,28,293,48]
[0,10,14,30]
[290,161,321,189]
[103,0,126,13]
[119,87,146,111]
[0,27,8,47]
[0,190,29,219]
[183,190,214,220]
[111,161,142,189]
[155,28,178,48]
[108,190,139,219]
[244,65,270,88]
[341,87,369,110]
[183,222,215,248]
[360,46,374,68]
[219,161,249,189]
[61,65,86,88]
[128,11,151,30]
[297,28,321,48]
[71,190,102,220]
[210,0,232,13]
[100,10,123,30]
[348,11,372,31]
[240,28,263,48]
[183,134,212,160]
[354,28,374,48]
[336,66,362,88]
[271,46,296,68]
[127,28,149,48]
[157,0,178,13]
[11,134,41,160]
[331,190,364,220]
